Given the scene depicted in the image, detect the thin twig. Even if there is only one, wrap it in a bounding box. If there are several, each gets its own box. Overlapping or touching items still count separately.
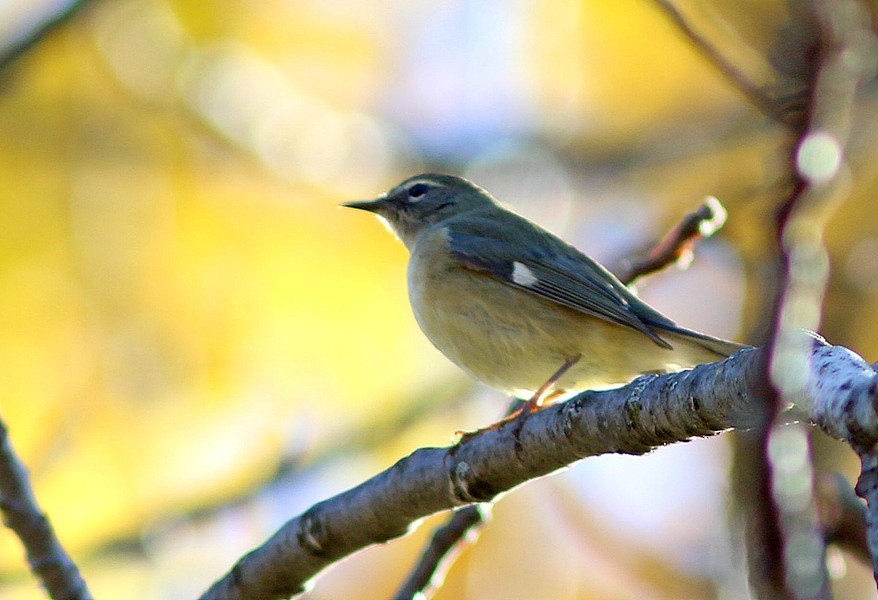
[393,504,492,600]
[650,0,786,122]
[613,196,727,285]
[0,417,93,600]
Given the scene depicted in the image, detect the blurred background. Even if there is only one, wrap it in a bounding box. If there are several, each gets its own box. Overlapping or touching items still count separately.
[1,0,877,598]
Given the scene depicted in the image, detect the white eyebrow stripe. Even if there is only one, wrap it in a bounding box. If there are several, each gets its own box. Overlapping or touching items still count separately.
[407,179,440,187]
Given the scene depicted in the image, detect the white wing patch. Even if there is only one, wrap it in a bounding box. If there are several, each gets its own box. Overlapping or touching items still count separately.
[511,261,538,287]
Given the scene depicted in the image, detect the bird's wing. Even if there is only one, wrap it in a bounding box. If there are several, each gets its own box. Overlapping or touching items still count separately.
[446,218,675,348]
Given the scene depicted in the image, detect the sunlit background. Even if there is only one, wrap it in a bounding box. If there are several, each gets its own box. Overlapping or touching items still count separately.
[1,0,877,598]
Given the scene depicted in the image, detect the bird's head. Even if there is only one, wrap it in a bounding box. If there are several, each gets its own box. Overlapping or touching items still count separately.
[343,173,496,248]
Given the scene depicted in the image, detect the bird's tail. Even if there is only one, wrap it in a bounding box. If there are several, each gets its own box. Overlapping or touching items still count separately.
[662,326,748,360]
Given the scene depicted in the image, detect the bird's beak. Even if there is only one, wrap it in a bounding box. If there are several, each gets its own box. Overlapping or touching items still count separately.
[341,194,388,213]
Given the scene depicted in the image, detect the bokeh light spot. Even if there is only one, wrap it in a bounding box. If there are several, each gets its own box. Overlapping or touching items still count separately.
[796,131,842,184]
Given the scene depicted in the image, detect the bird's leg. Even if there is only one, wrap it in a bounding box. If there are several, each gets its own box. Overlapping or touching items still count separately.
[519,353,582,416]
[508,353,581,440]
[454,354,581,446]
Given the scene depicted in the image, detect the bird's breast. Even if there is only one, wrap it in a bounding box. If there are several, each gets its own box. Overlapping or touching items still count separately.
[406,228,594,394]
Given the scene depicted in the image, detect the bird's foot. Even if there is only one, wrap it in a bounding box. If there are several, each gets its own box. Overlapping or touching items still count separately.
[454,354,582,449]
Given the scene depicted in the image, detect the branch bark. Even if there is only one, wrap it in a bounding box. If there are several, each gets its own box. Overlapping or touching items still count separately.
[199,335,878,600]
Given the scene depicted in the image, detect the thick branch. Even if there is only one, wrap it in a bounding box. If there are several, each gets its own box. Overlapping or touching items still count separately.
[200,336,878,600]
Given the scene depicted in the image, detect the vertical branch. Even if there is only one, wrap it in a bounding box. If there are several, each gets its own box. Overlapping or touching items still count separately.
[0,418,93,600]
[763,0,877,597]
[855,442,878,582]
[731,426,790,598]
[652,0,877,596]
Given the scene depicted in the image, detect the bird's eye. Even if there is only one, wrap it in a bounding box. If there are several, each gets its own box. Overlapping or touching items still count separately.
[408,183,430,199]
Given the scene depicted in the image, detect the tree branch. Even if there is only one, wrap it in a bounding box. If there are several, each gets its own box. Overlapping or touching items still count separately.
[612,196,727,285]
[392,504,492,600]
[0,417,93,600]
[199,335,878,600]
[816,472,870,564]
[0,0,92,71]
[649,0,786,121]
[756,0,878,595]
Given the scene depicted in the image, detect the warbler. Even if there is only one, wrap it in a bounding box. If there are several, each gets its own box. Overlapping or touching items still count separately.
[344,173,744,409]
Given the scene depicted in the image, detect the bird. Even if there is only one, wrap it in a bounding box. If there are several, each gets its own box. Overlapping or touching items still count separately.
[343,173,745,420]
